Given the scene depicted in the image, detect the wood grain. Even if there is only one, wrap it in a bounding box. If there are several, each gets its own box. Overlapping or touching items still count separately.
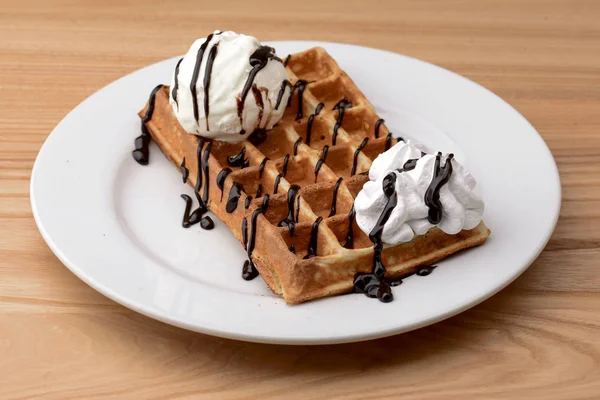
[1,0,600,398]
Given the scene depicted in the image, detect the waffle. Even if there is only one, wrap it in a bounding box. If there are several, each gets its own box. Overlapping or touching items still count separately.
[139,47,491,304]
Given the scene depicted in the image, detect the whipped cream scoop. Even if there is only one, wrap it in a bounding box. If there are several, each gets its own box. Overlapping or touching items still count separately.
[355,141,484,244]
[169,31,292,143]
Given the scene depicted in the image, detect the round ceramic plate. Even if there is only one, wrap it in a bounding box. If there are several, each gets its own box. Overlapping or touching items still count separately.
[31,41,560,345]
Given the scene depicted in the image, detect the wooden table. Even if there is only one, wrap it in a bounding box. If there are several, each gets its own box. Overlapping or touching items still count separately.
[2,0,599,398]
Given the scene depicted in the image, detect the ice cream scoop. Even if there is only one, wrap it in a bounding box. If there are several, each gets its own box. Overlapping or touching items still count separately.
[169,31,292,143]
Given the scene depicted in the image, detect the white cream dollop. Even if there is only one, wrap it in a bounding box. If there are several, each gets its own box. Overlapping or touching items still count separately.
[169,31,291,143]
[355,141,484,244]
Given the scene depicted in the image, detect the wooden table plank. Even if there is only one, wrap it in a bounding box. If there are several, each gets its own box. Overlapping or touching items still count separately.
[1,0,599,398]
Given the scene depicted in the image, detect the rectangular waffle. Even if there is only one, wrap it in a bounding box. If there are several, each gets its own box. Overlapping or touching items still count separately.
[139,47,490,304]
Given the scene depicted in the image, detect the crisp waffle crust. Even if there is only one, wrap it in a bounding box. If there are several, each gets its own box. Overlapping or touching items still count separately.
[139,47,490,304]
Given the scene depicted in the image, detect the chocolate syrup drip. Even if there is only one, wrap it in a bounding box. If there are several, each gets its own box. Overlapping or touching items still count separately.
[332,98,352,146]
[351,137,369,176]
[293,137,302,156]
[400,158,419,172]
[248,128,267,145]
[190,32,218,124]
[273,154,290,194]
[289,245,296,254]
[303,217,323,259]
[385,132,393,151]
[283,54,291,67]
[227,147,249,168]
[416,265,437,276]
[295,194,301,223]
[292,80,309,120]
[171,58,183,109]
[180,157,189,184]
[242,260,259,281]
[132,84,163,165]
[180,194,202,228]
[216,168,232,201]
[240,46,279,110]
[201,217,215,230]
[374,118,385,139]
[202,43,219,130]
[251,84,264,124]
[244,195,270,280]
[201,140,212,204]
[343,206,355,249]
[315,103,325,115]
[242,217,248,249]
[425,153,454,224]
[314,145,329,182]
[354,172,398,303]
[329,177,343,217]
[245,196,252,209]
[226,182,244,213]
[306,114,316,146]
[259,157,269,178]
[275,80,292,110]
[273,176,282,194]
[255,183,263,198]
[194,137,205,203]
[278,184,300,237]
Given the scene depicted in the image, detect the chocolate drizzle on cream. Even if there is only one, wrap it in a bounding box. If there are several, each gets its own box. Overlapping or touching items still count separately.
[303,217,323,259]
[425,153,454,224]
[351,138,369,176]
[314,145,329,182]
[203,42,219,130]
[275,80,292,110]
[190,32,220,126]
[132,84,163,165]
[332,98,352,146]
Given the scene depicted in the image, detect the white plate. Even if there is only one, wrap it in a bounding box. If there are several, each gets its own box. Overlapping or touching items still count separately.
[31,41,560,345]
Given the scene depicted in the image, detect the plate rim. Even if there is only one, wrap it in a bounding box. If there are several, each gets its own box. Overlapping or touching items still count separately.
[30,40,561,345]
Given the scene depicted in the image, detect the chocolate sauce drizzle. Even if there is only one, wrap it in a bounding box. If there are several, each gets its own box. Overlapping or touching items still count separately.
[243,194,270,280]
[216,168,232,201]
[171,58,183,109]
[203,42,219,130]
[305,103,325,146]
[425,153,454,224]
[241,218,248,249]
[283,54,291,67]
[185,137,213,230]
[278,184,300,238]
[132,84,163,165]
[245,196,252,209]
[328,177,343,217]
[416,265,437,276]
[227,147,249,168]
[351,137,369,176]
[180,194,203,228]
[251,84,264,125]
[385,132,393,151]
[303,217,323,259]
[180,158,189,184]
[226,182,244,213]
[374,118,385,139]
[238,46,280,127]
[275,80,292,110]
[194,138,205,201]
[201,141,212,203]
[247,128,268,145]
[314,145,329,182]
[190,32,220,125]
[332,98,352,146]
[353,172,398,303]
[255,184,263,199]
[259,157,269,178]
[343,206,355,249]
[293,137,302,156]
[273,154,290,194]
[295,194,301,223]
[291,80,309,120]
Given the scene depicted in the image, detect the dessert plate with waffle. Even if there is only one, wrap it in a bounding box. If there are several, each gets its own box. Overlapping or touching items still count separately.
[31,31,560,344]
